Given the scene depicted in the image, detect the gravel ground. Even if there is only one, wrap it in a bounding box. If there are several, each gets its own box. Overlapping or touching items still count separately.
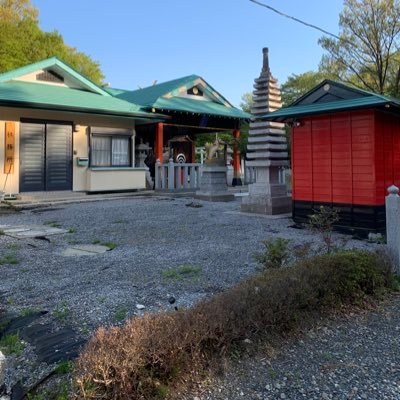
[189,295,400,400]
[0,195,383,394]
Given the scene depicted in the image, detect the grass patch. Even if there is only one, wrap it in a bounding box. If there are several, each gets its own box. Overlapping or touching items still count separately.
[75,250,396,399]
[113,219,127,224]
[54,302,70,321]
[7,244,21,251]
[0,254,18,265]
[0,333,25,355]
[91,239,116,250]
[114,306,128,322]
[102,241,117,250]
[162,264,202,279]
[55,360,74,374]
[44,220,62,228]
[19,308,38,317]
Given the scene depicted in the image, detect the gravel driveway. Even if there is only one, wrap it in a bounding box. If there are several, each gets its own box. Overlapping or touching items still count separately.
[0,196,373,332]
[0,195,382,395]
[189,295,400,400]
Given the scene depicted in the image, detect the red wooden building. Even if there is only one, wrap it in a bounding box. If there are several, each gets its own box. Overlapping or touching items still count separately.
[264,80,400,233]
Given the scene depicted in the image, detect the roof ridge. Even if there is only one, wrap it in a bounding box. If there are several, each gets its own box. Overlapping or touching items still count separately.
[0,57,110,97]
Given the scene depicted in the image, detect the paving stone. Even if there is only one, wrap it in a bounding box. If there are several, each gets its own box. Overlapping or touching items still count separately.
[0,225,68,238]
[61,244,110,256]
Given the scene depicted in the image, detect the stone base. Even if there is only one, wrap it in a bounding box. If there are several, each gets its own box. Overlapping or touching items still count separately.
[195,192,235,202]
[195,165,235,202]
[241,194,292,215]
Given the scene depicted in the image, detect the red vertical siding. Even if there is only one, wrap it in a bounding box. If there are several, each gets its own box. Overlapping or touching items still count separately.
[292,119,313,201]
[351,111,375,205]
[374,111,400,204]
[331,113,352,203]
[292,110,377,205]
[312,117,332,202]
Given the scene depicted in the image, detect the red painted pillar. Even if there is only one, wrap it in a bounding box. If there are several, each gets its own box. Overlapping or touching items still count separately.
[232,129,242,186]
[155,123,164,164]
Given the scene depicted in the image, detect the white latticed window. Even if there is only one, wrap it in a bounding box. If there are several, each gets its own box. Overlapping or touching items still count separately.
[90,127,132,167]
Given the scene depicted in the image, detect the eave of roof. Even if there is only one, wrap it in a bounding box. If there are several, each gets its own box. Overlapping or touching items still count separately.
[0,81,165,120]
[262,96,399,122]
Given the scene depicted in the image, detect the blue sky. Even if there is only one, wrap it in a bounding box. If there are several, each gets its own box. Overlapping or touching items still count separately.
[32,0,343,107]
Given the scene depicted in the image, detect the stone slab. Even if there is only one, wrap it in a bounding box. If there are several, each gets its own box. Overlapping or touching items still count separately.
[0,225,68,238]
[61,244,110,257]
[195,192,235,202]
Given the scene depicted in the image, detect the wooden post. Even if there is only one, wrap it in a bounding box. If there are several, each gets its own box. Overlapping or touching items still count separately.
[155,123,164,164]
[232,129,242,186]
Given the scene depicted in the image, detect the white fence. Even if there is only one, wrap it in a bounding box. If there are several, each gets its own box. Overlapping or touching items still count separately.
[155,159,203,192]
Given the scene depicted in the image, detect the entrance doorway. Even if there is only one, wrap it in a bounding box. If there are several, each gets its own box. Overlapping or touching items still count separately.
[20,121,73,192]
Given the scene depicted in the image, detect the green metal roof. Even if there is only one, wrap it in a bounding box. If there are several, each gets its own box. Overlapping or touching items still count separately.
[104,87,130,96]
[117,75,200,106]
[153,97,250,119]
[0,80,164,119]
[0,57,110,96]
[263,86,400,121]
[114,74,250,120]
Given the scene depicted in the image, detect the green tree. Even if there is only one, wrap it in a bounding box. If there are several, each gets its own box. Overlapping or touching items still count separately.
[281,70,333,106]
[0,0,104,84]
[319,0,400,96]
[239,92,253,113]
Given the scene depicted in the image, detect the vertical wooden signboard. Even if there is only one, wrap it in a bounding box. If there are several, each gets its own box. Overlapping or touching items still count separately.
[4,122,15,174]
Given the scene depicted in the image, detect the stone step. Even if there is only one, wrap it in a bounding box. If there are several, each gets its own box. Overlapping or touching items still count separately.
[249,121,285,129]
[245,160,290,167]
[253,82,279,90]
[251,108,280,115]
[248,136,287,144]
[247,144,287,151]
[253,88,281,96]
[249,128,286,136]
[253,94,282,103]
[246,151,288,159]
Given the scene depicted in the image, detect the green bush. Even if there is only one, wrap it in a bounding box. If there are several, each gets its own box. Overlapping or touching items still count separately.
[75,250,395,400]
[254,237,291,269]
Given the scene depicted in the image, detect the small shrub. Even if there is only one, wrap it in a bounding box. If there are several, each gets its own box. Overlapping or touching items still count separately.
[0,229,4,236]
[0,333,25,355]
[68,227,76,234]
[75,250,395,399]
[254,237,291,269]
[308,206,339,253]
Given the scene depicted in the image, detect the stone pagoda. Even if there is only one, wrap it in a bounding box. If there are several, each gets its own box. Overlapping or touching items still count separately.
[241,48,291,214]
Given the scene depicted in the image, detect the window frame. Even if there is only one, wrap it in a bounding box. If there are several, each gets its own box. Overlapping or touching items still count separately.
[89,127,133,168]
